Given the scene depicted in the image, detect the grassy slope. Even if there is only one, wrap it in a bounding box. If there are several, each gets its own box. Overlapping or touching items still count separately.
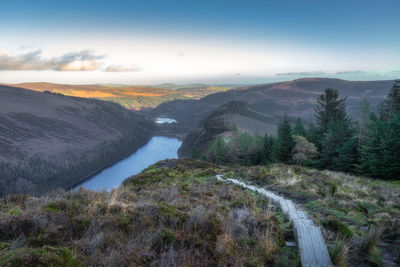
[1,159,397,266]
[223,164,400,266]
[0,160,289,266]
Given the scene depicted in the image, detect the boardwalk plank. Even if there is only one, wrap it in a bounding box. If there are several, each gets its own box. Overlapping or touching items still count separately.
[216,175,333,267]
[309,227,332,266]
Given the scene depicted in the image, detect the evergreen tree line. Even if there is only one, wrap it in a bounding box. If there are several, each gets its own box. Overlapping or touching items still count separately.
[197,80,400,180]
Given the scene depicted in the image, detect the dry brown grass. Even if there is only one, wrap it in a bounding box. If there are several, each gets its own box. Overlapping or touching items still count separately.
[0,159,284,266]
[223,163,400,265]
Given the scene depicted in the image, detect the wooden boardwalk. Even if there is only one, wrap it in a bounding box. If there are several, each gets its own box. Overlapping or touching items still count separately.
[216,175,333,267]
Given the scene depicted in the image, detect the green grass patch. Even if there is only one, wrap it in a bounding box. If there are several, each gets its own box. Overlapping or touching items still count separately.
[8,207,22,216]
[0,247,84,267]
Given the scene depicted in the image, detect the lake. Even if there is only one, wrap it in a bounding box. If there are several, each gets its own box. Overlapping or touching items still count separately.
[155,117,177,124]
[75,136,182,191]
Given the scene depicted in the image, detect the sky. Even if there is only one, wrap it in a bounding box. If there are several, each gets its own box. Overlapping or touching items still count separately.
[0,0,399,84]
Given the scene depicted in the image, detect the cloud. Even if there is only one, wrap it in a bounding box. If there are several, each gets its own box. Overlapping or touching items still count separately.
[335,70,366,75]
[276,71,325,76]
[0,49,104,71]
[104,64,143,72]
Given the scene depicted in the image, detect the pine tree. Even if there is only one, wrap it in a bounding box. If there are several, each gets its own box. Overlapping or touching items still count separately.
[263,134,276,163]
[356,98,371,154]
[358,113,383,176]
[293,118,306,136]
[314,88,355,170]
[359,81,400,179]
[359,113,400,179]
[205,137,227,164]
[379,80,400,120]
[334,135,359,172]
[249,134,265,165]
[275,116,294,163]
[305,123,322,150]
[315,88,347,133]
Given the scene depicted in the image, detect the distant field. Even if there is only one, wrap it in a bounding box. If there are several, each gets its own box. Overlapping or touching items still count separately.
[2,82,234,110]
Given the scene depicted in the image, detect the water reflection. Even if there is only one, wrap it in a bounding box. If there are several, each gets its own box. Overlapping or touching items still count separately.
[76,136,182,191]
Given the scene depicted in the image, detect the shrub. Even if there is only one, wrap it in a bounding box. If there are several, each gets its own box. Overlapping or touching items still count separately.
[0,246,84,267]
[158,202,186,226]
[8,207,22,216]
[322,216,353,239]
[160,229,176,246]
[329,238,348,267]
[6,195,28,205]
[117,215,131,233]
[43,201,65,213]
[362,225,383,254]
[69,217,91,238]
[0,242,10,252]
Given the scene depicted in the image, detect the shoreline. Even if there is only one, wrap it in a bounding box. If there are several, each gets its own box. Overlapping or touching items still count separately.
[66,134,185,191]
[66,135,152,191]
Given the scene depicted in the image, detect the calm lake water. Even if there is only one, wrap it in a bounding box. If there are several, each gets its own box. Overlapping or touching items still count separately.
[75,136,182,191]
[155,117,177,124]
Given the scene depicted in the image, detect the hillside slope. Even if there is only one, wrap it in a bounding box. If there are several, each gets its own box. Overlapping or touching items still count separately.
[154,78,394,130]
[0,159,287,266]
[179,101,276,157]
[0,159,398,266]
[0,85,153,197]
[2,82,232,110]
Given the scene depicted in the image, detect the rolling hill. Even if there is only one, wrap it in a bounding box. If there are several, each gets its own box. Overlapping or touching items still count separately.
[1,82,233,110]
[153,78,395,130]
[0,85,153,197]
[178,101,276,157]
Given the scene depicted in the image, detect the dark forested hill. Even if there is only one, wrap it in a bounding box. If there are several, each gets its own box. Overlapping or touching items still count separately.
[178,101,276,157]
[0,85,153,197]
[153,78,394,130]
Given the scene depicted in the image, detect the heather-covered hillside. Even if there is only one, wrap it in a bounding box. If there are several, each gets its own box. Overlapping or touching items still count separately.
[0,85,153,197]
[0,160,288,266]
[1,159,398,266]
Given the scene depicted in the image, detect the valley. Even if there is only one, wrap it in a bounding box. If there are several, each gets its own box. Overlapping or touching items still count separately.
[0,85,153,197]
[2,2,399,266]
[2,82,233,110]
[1,78,399,266]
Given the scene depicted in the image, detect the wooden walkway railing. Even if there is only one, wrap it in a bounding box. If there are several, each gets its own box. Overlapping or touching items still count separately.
[216,175,333,267]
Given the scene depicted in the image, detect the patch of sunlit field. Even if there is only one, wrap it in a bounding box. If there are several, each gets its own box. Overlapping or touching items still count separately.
[123,92,167,97]
[52,89,115,98]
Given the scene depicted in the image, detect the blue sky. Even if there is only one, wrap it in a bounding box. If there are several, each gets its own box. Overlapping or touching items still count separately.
[0,0,399,84]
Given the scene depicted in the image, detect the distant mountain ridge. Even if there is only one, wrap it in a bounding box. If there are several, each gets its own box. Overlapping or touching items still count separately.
[1,82,233,110]
[153,78,394,130]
